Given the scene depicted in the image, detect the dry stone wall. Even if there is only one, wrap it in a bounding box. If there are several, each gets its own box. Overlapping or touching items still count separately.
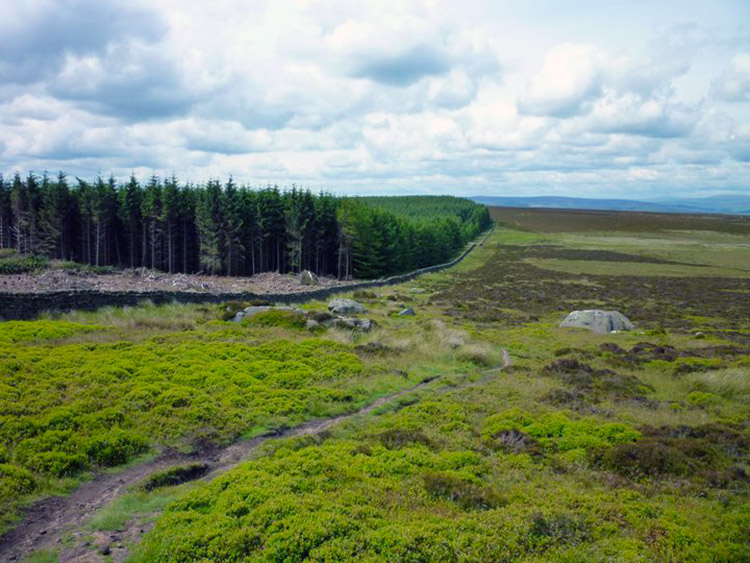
[0,226,494,320]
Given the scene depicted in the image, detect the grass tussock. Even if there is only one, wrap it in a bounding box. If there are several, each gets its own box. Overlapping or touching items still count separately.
[688,368,750,402]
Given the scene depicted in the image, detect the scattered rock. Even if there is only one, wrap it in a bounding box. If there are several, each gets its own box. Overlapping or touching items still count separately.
[397,307,415,316]
[559,310,634,334]
[233,305,273,321]
[328,298,367,315]
[322,316,373,332]
[298,270,318,286]
[306,319,320,330]
[409,288,427,294]
[233,305,304,322]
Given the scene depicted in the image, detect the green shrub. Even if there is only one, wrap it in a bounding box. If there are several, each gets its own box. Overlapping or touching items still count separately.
[374,428,433,450]
[243,310,307,329]
[526,512,590,548]
[25,451,89,477]
[0,254,48,274]
[143,464,210,491]
[483,410,640,452]
[0,321,103,344]
[686,391,721,407]
[596,440,692,478]
[84,429,149,467]
[422,471,505,510]
[0,464,37,499]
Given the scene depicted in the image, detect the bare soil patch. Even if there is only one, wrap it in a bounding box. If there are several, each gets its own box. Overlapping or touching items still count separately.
[0,268,354,295]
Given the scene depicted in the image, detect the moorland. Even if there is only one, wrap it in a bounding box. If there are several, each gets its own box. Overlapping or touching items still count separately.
[1,206,749,562]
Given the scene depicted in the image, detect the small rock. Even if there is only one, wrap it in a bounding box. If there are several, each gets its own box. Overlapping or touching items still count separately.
[298,270,318,286]
[328,298,367,315]
[233,305,273,322]
[397,307,415,316]
[409,287,426,294]
[100,545,111,556]
[357,318,373,331]
[326,316,373,332]
[306,319,320,330]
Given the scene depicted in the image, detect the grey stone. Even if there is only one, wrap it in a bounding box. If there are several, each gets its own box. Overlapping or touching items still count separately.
[233,305,304,322]
[328,298,367,315]
[233,305,273,322]
[306,319,320,330]
[321,316,372,332]
[298,270,318,286]
[559,310,635,334]
[397,307,416,316]
[355,318,373,331]
[409,288,427,294]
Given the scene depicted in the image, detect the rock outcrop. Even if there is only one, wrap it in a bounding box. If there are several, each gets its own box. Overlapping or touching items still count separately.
[234,302,372,332]
[559,310,635,334]
[328,298,367,315]
[233,305,303,322]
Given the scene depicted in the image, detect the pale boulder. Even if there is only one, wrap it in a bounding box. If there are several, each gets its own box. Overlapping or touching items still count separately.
[559,310,634,334]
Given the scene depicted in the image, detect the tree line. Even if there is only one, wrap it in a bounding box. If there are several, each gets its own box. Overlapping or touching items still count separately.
[0,172,491,279]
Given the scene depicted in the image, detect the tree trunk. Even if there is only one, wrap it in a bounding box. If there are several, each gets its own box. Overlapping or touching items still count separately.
[86,218,91,265]
[251,242,256,275]
[168,224,173,273]
[142,223,147,268]
[150,222,156,270]
[95,221,101,266]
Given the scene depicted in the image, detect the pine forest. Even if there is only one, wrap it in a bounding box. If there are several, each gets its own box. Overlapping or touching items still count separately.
[0,173,491,280]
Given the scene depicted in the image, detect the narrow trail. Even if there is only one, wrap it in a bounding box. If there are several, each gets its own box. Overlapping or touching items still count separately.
[0,349,511,562]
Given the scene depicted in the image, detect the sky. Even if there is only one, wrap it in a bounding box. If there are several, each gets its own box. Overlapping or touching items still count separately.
[1,0,749,198]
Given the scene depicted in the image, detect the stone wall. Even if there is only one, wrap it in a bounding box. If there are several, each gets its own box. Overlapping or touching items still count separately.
[0,225,494,320]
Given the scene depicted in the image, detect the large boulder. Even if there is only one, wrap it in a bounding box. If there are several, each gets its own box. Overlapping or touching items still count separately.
[559,310,634,334]
[328,298,367,315]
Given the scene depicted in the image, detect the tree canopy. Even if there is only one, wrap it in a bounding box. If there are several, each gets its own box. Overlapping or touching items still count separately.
[0,173,491,279]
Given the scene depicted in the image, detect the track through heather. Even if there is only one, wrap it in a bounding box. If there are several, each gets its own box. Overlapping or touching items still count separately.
[0,348,511,562]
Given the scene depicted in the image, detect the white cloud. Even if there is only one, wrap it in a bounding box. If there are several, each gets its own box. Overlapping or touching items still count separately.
[0,0,748,198]
[713,53,750,102]
[518,43,604,117]
[586,91,695,138]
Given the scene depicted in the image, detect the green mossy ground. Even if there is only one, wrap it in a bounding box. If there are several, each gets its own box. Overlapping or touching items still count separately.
[0,307,434,533]
[7,211,750,561]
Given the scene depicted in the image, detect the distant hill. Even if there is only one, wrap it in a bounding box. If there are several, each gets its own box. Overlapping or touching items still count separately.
[471,195,750,215]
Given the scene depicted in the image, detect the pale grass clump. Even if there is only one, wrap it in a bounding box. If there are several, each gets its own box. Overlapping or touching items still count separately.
[455,342,497,367]
[62,301,202,332]
[425,318,466,349]
[689,368,750,402]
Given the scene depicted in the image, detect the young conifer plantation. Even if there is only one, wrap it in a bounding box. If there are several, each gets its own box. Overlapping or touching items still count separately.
[0,173,491,279]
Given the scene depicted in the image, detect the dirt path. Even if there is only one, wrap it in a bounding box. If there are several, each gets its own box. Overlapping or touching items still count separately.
[0,350,511,562]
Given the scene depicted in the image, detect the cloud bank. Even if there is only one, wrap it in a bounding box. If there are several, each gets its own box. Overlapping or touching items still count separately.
[1,0,748,198]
